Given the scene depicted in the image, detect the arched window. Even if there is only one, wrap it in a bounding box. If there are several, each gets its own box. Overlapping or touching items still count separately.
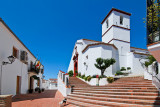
[120,15,123,25]
[106,20,109,28]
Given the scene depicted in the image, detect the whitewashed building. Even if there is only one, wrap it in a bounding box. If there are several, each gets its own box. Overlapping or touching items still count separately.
[0,18,44,96]
[67,8,149,77]
[48,79,57,90]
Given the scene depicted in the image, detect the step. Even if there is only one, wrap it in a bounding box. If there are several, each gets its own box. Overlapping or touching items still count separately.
[73,89,158,93]
[72,91,158,96]
[92,85,155,87]
[67,99,104,107]
[68,94,160,105]
[69,92,160,100]
[67,96,156,107]
[73,87,157,90]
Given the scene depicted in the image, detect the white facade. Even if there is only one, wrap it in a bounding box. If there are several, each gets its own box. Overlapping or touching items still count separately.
[48,79,58,90]
[0,18,44,95]
[67,8,149,77]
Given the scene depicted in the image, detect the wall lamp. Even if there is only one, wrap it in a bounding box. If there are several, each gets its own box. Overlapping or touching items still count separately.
[2,55,15,65]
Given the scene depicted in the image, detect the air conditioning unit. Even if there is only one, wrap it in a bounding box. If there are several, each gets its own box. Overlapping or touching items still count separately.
[21,51,28,63]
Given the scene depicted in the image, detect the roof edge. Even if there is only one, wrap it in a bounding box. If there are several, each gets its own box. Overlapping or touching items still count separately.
[101,8,131,24]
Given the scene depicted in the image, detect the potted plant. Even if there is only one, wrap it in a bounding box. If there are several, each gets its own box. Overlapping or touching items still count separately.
[127,67,131,73]
[28,89,33,93]
[75,70,78,76]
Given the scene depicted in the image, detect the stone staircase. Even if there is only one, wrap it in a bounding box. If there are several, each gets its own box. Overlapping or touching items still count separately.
[67,76,160,107]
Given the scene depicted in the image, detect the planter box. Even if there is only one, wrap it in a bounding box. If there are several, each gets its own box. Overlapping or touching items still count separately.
[78,77,108,86]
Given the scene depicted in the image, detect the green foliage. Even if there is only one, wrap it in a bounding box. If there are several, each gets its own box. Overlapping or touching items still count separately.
[120,67,126,71]
[144,55,156,68]
[75,70,78,73]
[87,76,92,82]
[116,71,124,75]
[127,67,131,70]
[107,77,114,83]
[68,70,73,77]
[144,0,159,32]
[84,77,88,81]
[78,73,81,77]
[94,58,116,76]
[92,75,97,78]
[81,74,85,79]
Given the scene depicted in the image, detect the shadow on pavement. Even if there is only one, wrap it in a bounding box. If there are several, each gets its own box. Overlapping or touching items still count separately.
[12,90,57,102]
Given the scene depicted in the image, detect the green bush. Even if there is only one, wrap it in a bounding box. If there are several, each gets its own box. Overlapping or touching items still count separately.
[92,75,97,78]
[68,70,73,77]
[87,76,92,82]
[120,67,126,71]
[127,67,131,70]
[81,74,85,79]
[116,71,123,75]
[75,70,78,73]
[84,77,88,81]
[78,73,81,77]
[107,77,114,83]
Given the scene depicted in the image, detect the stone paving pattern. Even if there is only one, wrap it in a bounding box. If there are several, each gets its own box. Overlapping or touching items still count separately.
[12,90,66,107]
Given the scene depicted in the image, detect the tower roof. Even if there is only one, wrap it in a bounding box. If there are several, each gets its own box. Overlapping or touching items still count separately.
[101,8,131,24]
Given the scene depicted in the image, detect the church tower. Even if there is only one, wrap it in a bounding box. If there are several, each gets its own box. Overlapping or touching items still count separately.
[101,8,131,55]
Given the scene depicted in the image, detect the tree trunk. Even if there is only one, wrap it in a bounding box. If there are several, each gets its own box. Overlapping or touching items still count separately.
[101,70,104,76]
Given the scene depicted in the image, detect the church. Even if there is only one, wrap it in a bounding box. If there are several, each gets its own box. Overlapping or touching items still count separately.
[67,8,149,77]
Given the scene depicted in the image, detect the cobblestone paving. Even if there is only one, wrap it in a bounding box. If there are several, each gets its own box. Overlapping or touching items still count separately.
[12,90,65,107]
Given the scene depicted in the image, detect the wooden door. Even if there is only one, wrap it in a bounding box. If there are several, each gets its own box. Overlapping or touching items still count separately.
[16,76,21,94]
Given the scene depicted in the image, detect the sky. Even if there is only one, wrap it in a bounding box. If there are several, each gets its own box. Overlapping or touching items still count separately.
[0,0,147,79]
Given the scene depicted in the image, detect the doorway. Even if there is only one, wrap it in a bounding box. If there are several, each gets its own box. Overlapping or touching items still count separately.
[16,76,21,95]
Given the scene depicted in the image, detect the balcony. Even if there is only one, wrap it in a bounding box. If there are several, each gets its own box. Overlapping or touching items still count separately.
[28,67,40,74]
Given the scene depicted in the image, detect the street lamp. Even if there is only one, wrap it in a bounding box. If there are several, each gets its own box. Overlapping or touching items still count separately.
[0,55,15,95]
[2,55,15,65]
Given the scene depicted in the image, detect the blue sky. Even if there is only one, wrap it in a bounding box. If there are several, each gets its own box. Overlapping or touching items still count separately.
[0,0,147,79]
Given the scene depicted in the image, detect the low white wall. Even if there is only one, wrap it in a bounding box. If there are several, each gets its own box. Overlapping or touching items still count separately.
[77,77,108,86]
[57,71,71,97]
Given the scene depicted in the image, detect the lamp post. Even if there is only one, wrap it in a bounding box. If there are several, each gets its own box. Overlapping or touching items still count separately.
[0,55,15,95]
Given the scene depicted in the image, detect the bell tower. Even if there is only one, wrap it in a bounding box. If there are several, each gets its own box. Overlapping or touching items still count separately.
[101,8,131,55]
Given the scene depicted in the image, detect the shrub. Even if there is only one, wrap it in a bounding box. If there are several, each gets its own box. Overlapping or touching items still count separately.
[87,76,92,82]
[78,73,81,77]
[81,74,85,79]
[99,75,103,79]
[127,67,131,70]
[38,89,41,93]
[42,88,45,92]
[120,67,126,71]
[35,87,40,92]
[84,77,88,81]
[68,70,73,77]
[116,71,124,75]
[107,77,114,83]
[28,89,33,93]
[75,70,78,73]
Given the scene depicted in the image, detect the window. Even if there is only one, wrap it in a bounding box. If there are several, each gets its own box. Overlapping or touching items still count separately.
[106,20,109,28]
[120,15,123,25]
[13,47,19,58]
[30,61,33,69]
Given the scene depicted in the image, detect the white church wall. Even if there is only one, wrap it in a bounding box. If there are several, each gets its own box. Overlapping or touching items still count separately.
[101,45,114,76]
[113,27,130,43]
[102,12,114,35]
[102,28,114,43]
[132,54,148,76]
[113,11,130,29]
[82,46,102,76]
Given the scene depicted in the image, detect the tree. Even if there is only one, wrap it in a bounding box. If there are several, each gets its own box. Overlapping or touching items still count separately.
[94,58,116,76]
